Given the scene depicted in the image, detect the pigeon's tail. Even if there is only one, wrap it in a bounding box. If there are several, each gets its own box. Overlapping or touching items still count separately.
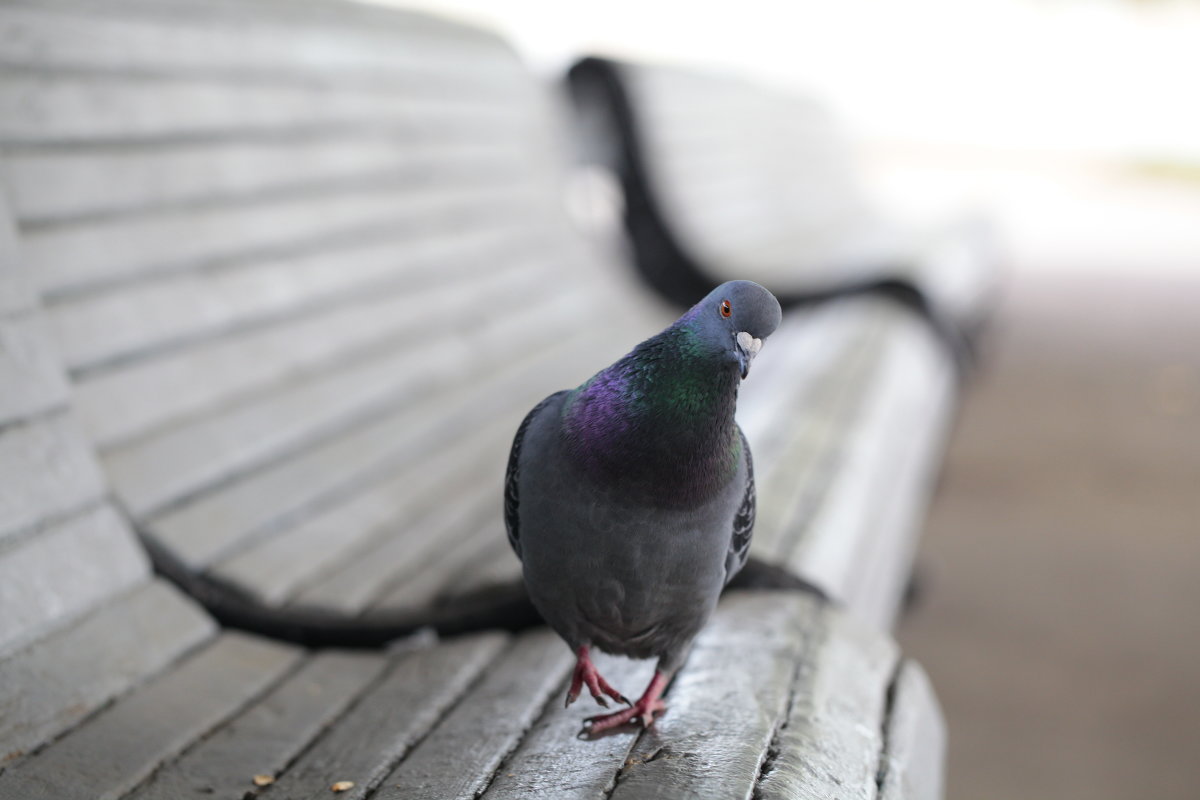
[142,532,830,648]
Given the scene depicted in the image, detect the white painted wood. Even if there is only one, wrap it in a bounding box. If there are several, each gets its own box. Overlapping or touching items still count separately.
[479,652,655,800]
[211,422,510,605]
[71,227,544,445]
[609,591,819,800]
[0,632,301,800]
[6,137,515,224]
[785,307,954,630]
[755,604,899,800]
[374,629,573,800]
[142,326,614,572]
[0,579,215,759]
[0,411,107,542]
[30,179,534,301]
[0,1,511,86]
[877,661,946,800]
[104,283,595,517]
[128,650,388,800]
[0,312,70,427]
[0,72,528,146]
[0,193,35,316]
[0,504,149,658]
[748,314,885,562]
[261,631,509,800]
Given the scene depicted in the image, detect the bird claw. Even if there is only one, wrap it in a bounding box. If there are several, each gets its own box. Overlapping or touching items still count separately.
[566,646,629,710]
[581,698,668,735]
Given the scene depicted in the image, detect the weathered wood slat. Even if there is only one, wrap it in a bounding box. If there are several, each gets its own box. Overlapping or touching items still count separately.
[0,71,531,148]
[748,315,885,563]
[213,423,509,605]
[70,230,544,444]
[0,195,34,316]
[0,632,301,800]
[755,607,898,800]
[0,579,215,761]
[260,632,508,800]
[0,1,510,86]
[479,653,656,800]
[374,629,573,800]
[842,328,953,630]
[50,208,528,371]
[369,512,503,613]
[142,324,618,574]
[128,650,388,800]
[877,662,946,800]
[0,312,70,427]
[105,284,594,518]
[607,592,820,800]
[0,412,107,542]
[6,137,516,225]
[30,179,535,301]
[784,310,952,629]
[433,537,523,606]
[0,504,149,658]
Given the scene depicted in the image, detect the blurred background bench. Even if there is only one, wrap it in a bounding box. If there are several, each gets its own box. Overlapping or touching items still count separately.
[0,0,968,796]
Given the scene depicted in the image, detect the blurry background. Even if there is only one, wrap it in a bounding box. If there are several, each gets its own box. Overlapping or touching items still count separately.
[373,0,1200,797]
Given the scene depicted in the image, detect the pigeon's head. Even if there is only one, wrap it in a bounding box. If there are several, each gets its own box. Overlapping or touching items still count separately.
[687,280,782,379]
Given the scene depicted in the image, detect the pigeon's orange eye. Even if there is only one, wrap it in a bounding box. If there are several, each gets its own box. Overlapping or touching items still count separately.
[720,300,732,318]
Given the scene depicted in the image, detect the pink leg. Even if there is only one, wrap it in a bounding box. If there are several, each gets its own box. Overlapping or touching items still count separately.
[583,670,669,734]
[566,645,630,709]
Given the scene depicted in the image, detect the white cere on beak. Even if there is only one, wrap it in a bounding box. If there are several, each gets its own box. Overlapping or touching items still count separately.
[736,331,763,358]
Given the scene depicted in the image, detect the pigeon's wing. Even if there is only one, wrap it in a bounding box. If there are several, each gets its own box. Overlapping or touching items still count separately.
[725,425,756,584]
[504,390,568,560]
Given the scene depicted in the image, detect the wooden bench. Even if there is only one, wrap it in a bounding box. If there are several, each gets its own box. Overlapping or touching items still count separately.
[567,56,999,360]
[1,0,949,796]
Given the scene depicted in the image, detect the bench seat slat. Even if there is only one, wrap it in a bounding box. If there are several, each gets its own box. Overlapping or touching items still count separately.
[0,579,214,761]
[878,662,946,800]
[755,602,898,800]
[782,310,953,630]
[607,592,822,800]
[478,653,655,800]
[128,650,389,800]
[0,632,301,800]
[260,631,508,800]
[375,629,573,800]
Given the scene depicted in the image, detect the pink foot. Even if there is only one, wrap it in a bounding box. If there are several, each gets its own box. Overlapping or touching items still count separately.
[583,670,669,734]
[566,646,630,709]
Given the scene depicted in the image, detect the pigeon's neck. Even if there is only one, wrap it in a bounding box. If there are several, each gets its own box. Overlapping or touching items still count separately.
[561,320,741,507]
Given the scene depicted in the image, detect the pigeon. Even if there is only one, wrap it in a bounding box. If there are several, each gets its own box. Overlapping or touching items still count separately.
[504,280,782,733]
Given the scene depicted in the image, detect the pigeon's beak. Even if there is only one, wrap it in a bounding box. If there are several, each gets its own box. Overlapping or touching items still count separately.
[735,331,763,379]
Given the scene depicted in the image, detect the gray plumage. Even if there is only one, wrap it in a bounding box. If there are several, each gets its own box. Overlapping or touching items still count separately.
[504,280,781,729]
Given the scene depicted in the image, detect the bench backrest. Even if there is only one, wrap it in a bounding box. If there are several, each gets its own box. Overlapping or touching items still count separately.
[1,0,664,616]
[568,57,996,338]
[0,191,220,759]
